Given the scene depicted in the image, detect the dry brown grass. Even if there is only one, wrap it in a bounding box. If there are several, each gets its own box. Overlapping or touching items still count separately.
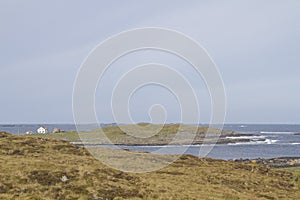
[1,131,300,199]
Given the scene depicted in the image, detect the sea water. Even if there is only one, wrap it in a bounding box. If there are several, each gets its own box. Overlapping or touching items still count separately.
[102,124,300,160]
[1,124,299,160]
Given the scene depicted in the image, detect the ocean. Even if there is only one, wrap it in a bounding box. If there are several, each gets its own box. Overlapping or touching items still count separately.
[1,124,299,160]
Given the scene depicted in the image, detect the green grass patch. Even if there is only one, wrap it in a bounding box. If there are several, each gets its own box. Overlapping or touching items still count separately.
[26,124,233,144]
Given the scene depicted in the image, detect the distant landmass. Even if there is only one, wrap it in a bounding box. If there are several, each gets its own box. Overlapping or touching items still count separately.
[26,123,254,145]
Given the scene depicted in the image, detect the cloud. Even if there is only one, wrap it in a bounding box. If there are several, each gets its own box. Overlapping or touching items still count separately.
[0,0,299,123]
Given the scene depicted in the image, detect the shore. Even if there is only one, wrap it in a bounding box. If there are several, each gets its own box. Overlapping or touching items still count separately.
[71,135,256,146]
[234,157,300,169]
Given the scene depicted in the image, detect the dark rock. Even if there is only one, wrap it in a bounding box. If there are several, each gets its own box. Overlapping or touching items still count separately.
[234,157,300,168]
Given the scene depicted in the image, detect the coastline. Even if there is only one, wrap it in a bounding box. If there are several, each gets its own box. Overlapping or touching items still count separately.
[71,136,255,146]
[234,157,300,169]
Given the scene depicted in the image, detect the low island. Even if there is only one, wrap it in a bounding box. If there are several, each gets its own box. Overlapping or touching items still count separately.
[26,123,259,145]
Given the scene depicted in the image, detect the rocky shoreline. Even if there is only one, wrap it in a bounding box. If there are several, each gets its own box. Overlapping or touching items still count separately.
[73,137,253,146]
[234,157,300,168]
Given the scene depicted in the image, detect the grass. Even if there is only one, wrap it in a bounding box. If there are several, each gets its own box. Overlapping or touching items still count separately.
[1,131,300,199]
[280,167,300,175]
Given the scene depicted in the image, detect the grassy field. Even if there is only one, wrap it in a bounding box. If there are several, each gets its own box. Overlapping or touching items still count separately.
[1,131,300,199]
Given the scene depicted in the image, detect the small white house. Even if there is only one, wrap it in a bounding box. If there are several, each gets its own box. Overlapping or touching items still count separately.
[37,126,48,134]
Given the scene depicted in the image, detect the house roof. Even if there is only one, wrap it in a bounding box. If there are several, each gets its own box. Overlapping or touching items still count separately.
[38,126,47,130]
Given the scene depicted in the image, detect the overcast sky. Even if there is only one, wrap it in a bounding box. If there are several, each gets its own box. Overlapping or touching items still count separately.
[0,0,299,124]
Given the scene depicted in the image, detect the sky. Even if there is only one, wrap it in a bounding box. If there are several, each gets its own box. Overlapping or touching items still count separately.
[0,0,299,124]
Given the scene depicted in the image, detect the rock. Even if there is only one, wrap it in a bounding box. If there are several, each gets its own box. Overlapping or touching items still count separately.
[234,157,300,168]
[60,175,68,182]
[52,128,61,133]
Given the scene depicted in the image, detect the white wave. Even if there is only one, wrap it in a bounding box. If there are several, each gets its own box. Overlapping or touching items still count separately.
[228,139,278,145]
[291,143,300,145]
[265,139,278,144]
[226,135,266,140]
[260,131,296,134]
